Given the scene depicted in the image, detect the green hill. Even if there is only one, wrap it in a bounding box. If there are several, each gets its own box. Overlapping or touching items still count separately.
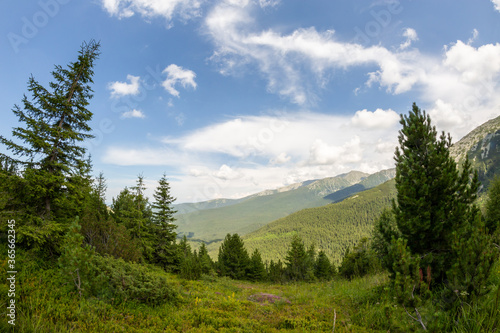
[174,169,396,243]
[240,179,397,265]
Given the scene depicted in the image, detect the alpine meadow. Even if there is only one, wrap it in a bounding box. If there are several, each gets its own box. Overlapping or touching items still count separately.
[2,1,500,332]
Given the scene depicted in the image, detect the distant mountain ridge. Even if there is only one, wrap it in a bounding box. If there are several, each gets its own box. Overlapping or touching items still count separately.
[173,169,395,242]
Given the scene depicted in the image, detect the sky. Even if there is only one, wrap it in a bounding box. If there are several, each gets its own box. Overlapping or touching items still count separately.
[2,0,500,204]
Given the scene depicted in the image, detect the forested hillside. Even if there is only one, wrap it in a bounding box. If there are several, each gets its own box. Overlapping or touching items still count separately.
[242,179,397,265]
[175,169,395,243]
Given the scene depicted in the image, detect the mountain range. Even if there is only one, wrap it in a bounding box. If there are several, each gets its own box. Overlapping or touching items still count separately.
[174,114,500,261]
[173,169,395,243]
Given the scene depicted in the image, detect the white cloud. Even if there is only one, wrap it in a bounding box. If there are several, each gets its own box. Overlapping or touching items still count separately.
[213,164,243,180]
[108,75,141,97]
[443,40,500,84]
[205,1,431,104]
[162,64,197,97]
[102,111,400,201]
[399,28,418,50]
[492,0,500,12]
[121,109,146,119]
[259,0,280,8]
[270,152,291,165]
[100,0,204,22]
[351,108,400,129]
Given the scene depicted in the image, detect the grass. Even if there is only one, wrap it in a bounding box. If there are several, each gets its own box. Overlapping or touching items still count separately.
[1,259,499,332]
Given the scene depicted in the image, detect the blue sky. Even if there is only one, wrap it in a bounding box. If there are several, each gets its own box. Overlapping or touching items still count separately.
[2,0,500,203]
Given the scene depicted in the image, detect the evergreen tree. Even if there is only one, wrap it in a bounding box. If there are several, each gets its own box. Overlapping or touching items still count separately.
[339,238,378,280]
[111,176,154,262]
[0,40,100,250]
[284,235,314,281]
[268,259,285,283]
[314,250,333,280]
[485,175,500,235]
[151,173,178,270]
[393,103,480,284]
[197,243,214,276]
[247,249,267,281]
[217,233,250,280]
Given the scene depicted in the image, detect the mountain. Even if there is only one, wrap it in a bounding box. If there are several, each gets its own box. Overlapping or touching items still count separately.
[239,179,397,265]
[450,115,500,190]
[237,115,500,264]
[174,169,395,243]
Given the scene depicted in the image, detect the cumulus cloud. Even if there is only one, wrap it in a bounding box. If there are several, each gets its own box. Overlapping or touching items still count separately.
[270,152,291,165]
[121,109,145,119]
[492,0,500,12]
[108,75,141,97]
[443,40,500,84]
[213,164,243,180]
[103,111,400,201]
[162,64,197,97]
[399,28,418,50]
[100,0,204,23]
[308,136,362,166]
[351,108,400,129]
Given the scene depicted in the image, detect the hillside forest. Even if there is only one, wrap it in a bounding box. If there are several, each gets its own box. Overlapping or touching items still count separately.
[1,41,499,332]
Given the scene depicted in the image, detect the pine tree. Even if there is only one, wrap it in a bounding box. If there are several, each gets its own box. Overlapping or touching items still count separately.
[393,102,480,284]
[151,173,178,270]
[284,235,314,281]
[247,249,267,281]
[0,40,100,250]
[197,243,214,275]
[314,250,333,280]
[485,175,500,235]
[217,233,250,280]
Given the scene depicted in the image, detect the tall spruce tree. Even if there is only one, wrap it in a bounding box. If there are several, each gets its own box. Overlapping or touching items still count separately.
[151,173,178,270]
[0,40,100,250]
[393,103,480,284]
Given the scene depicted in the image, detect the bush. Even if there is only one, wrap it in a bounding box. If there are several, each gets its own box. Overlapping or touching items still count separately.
[339,238,380,280]
[89,254,178,306]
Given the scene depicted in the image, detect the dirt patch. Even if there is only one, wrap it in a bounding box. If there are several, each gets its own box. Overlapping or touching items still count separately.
[248,293,291,305]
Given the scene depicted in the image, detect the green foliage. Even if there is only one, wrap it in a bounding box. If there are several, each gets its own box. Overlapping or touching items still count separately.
[371,208,401,273]
[268,259,286,283]
[393,103,481,285]
[447,211,497,302]
[339,237,380,280]
[247,249,267,282]
[80,173,142,262]
[217,233,250,280]
[485,175,500,234]
[314,250,334,280]
[111,175,155,262]
[0,41,100,252]
[150,173,178,270]
[242,179,397,265]
[284,235,315,281]
[88,255,178,306]
[58,217,94,297]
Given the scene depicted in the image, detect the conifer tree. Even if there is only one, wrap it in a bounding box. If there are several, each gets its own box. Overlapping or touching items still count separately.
[315,250,333,280]
[197,243,214,275]
[217,233,250,280]
[485,175,500,235]
[151,173,178,269]
[247,249,267,281]
[0,40,100,250]
[393,103,480,284]
[284,235,314,281]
